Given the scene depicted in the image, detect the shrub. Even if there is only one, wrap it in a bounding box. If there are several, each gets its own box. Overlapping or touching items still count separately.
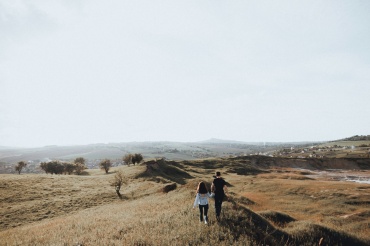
[162,183,177,193]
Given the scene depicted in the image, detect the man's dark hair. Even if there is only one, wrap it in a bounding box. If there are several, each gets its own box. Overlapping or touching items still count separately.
[216,171,221,177]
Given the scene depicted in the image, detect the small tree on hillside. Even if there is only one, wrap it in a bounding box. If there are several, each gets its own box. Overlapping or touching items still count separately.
[74,157,86,165]
[74,157,87,175]
[132,153,143,165]
[99,159,111,174]
[123,154,133,166]
[15,161,27,174]
[111,170,127,199]
[74,163,86,175]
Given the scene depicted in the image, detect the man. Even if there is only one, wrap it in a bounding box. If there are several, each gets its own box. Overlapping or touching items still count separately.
[211,171,228,220]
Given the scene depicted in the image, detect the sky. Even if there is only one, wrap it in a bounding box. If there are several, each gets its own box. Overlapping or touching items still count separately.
[1,0,370,147]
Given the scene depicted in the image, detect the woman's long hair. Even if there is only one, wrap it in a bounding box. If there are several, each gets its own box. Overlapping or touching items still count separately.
[196,181,208,194]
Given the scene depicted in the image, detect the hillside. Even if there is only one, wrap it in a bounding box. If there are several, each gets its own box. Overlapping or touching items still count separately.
[336,135,370,141]
[0,140,309,174]
[0,140,289,162]
[1,157,369,245]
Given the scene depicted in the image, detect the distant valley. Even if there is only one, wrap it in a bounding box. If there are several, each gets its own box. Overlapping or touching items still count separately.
[1,136,369,174]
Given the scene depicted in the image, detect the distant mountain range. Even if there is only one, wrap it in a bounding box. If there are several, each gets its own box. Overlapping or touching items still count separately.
[198,138,250,144]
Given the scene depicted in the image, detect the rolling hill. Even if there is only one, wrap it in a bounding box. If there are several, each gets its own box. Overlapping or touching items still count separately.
[1,156,369,245]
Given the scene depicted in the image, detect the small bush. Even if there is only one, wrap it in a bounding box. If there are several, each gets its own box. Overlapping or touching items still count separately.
[162,183,177,193]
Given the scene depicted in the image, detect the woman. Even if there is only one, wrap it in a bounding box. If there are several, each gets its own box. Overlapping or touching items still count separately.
[193,181,213,224]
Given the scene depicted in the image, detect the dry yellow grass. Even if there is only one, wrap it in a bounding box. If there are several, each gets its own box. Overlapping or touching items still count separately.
[1,169,253,245]
[0,160,369,245]
[231,171,370,240]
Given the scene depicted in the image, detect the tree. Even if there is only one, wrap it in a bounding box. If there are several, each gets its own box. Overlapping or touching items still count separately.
[123,154,133,166]
[74,163,86,175]
[74,157,86,165]
[132,153,143,165]
[63,162,75,175]
[40,161,64,174]
[123,153,143,166]
[111,170,127,199]
[40,162,49,174]
[51,161,64,174]
[15,161,27,174]
[99,159,111,174]
[74,157,87,175]
[40,160,86,175]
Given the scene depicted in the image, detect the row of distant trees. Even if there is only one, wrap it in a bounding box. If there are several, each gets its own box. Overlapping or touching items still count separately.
[15,153,144,175]
[100,153,144,174]
[40,157,87,175]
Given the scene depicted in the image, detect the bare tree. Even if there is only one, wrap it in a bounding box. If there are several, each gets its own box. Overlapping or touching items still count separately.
[15,161,27,174]
[111,170,127,199]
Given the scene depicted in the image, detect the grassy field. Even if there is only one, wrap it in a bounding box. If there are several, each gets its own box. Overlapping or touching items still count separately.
[320,140,370,148]
[1,158,369,245]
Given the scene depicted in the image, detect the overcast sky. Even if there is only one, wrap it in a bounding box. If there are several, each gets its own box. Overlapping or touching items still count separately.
[1,0,369,147]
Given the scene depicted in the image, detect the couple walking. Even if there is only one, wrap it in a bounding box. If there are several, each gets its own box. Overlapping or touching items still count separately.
[193,171,228,224]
